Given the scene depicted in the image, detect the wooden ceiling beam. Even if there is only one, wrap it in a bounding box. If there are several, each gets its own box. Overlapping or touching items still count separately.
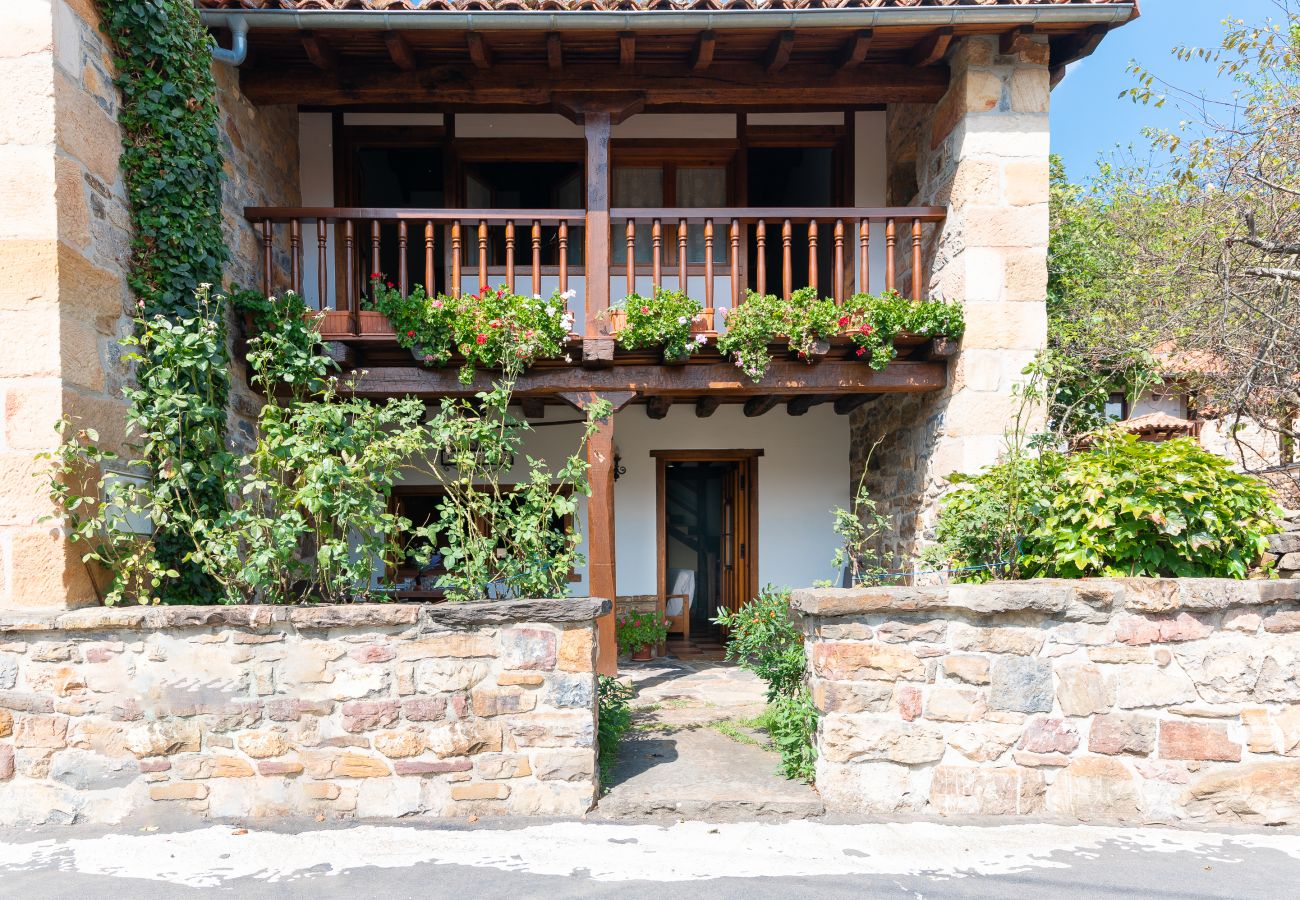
[835,29,874,72]
[787,396,825,416]
[467,32,494,70]
[695,396,721,418]
[764,30,795,75]
[547,32,563,72]
[691,30,716,72]
[238,63,949,108]
[645,396,672,420]
[383,31,417,72]
[909,27,954,67]
[833,393,880,415]
[619,32,636,72]
[1050,24,1109,86]
[300,32,337,73]
[347,360,945,400]
[1000,24,1038,58]
[744,395,782,418]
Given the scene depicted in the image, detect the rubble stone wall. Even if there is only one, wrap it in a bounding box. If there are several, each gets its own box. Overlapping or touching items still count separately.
[0,598,604,825]
[795,579,1300,825]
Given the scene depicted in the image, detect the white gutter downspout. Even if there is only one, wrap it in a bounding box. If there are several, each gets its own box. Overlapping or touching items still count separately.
[210,15,248,66]
[199,6,1139,66]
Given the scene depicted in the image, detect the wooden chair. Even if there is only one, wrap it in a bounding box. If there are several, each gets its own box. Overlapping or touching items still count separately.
[664,592,691,643]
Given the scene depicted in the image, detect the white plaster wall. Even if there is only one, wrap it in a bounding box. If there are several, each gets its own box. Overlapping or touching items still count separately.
[395,401,850,598]
[1131,391,1187,419]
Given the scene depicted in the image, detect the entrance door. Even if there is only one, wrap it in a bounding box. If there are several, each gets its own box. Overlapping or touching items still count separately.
[654,450,760,637]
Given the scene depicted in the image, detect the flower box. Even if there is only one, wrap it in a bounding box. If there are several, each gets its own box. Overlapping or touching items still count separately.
[691,308,716,335]
[604,309,626,337]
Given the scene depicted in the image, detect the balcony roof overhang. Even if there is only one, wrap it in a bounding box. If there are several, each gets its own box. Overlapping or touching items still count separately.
[198,2,1138,109]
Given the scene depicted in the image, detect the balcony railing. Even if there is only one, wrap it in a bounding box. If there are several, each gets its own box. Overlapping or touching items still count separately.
[245,206,946,339]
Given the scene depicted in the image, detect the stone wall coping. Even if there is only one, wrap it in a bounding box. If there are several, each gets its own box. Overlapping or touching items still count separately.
[0,597,611,634]
[791,578,1300,621]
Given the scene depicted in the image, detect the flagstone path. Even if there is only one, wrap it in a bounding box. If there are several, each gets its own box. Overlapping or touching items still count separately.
[594,660,825,820]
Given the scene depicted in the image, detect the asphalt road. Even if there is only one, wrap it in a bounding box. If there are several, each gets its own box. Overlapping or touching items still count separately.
[0,817,1298,898]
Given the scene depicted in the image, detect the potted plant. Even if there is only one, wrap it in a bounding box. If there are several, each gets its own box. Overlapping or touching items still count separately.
[842,291,966,370]
[717,288,839,381]
[613,288,708,365]
[616,609,671,661]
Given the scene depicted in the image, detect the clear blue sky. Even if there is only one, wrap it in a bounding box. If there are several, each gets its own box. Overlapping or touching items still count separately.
[1050,0,1283,181]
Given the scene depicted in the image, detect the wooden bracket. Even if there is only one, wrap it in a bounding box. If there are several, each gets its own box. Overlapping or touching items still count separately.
[552,92,646,125]
[910,27,954,67]
[558,390,636,416]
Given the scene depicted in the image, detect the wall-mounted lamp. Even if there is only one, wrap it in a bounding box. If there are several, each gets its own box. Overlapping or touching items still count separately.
[613,448,627,482]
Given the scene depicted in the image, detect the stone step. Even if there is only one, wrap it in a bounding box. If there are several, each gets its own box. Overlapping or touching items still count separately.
[595,794,825,820]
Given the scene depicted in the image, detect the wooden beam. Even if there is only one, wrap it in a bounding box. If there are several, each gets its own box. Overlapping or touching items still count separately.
[322,341,356,370]
[619,32,636,72]
[300,32,337,73]
[383,31,417,72]
[743,395,781,418]
[787,396,825,416]
[926,337,960,362]
[238,62,950,109]
[1000,25,1038,58]
[351,360,946,400]
[835,29,874,72]
[764,31,795,75]
[645,396,672,420]
[691,30,716,72]
[582,337,615,369]
[695,396,720,418]
[467,32,493,70]
[520,398,546,420]
[1050,25,1109,86]
[910,27,954,67]
[546,32,563,72]
[834,393,880,415]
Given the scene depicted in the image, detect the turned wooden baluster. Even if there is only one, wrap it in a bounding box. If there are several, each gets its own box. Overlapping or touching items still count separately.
[704,219,714,309]
[885,218,897,294]
[343,219,357,332]
[730,218,740,309]
[504,220,516,292]
[808,219,819,294]
[370,220,381,300]
[626,219,636,299]
[398,220,409,296]
[557,221,569,295]
[858,219,870,295]
[450,221,462,298]
[677,218,688,292]
[424,221,435,295]
[477,220,488,290]
[260,219,273,297]
[781,219,792,301]
[756,219,767,298]
[531,220,542,297]
[911,217,924,301]
[833,219,845,305]
[316,219,328,310]
[652,219,662,291]
[289,219,302,297]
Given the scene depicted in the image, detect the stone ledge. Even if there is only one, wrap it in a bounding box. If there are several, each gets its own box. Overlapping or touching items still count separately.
[0,598,611,634]
[792,579,1300,620]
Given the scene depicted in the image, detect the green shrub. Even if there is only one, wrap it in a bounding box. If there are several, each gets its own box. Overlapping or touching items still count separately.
[596,675,633,786]
[930,434,1280,581]
[615,609,670,654]
[759,688,819,782]
[714,585,806,702]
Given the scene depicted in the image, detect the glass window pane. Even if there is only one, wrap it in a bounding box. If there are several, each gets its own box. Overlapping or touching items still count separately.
[613,167,664,207]
[678,168,728,264]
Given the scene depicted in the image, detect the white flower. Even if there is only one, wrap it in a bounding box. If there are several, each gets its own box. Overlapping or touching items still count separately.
[545,306,555,316]
[695,334,707,345]
[534,294,542,300]
[677,316,688,325]
[562,289,577,301]
[719,306,730,318]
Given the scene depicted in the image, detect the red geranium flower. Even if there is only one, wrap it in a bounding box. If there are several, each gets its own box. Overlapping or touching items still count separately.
[838,316,850,328]
[640,306,650,315]
[386,281,394,289]
[370,272,381,280]
[859,324,872,335]
[406,330,415,338]
[476,334,488,345]
[856,346,866,357]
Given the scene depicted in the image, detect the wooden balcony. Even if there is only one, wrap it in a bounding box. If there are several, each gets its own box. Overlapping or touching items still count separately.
[245,204,946,343]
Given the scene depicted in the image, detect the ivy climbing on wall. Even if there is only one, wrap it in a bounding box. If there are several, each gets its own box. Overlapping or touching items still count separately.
[96,0,231,603]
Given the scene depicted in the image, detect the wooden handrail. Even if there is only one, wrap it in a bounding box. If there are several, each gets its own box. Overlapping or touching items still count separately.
[245,207,586,223]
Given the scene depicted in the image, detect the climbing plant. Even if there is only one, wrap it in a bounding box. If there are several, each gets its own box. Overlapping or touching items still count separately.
[94,0,230,602]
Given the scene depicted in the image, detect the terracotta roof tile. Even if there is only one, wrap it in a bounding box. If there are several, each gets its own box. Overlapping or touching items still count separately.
[195,0,1133,11]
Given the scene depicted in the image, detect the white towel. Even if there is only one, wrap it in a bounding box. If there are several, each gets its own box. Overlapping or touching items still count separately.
[666,568,696,616]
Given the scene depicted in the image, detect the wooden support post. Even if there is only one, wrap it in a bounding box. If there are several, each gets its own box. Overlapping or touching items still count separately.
[559,390,636,678]
[584,110,613,337]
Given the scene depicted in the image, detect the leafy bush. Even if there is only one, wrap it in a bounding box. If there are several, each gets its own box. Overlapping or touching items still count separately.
[614,288,707,360]
[714,586,806,702]
[615,609,670,654]
[596,675,633,786]
[929,434,1280,581]
[759,689,819,782]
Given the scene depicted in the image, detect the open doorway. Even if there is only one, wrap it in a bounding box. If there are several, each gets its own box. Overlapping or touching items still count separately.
[745,145,838,293]
[654,450,760,652]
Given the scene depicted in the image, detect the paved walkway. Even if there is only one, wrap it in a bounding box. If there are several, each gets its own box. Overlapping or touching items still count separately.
[595,660,824,820]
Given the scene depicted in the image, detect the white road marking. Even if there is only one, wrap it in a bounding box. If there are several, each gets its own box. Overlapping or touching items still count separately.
[0,821,1296,888]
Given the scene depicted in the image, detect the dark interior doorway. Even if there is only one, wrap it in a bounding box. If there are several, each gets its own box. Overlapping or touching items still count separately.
[664,461,729,634]
[745,146,836,294]
[355,147,446,291]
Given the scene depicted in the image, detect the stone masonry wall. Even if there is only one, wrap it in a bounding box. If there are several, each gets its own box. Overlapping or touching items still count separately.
[0,599,604,825]
[795,579,1300,826]
[1265,509,1300,580]
[852,35,1050,570]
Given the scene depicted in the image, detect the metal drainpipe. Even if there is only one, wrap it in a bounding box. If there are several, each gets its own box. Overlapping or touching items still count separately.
[198,7,1138,64]
[210,15,248,67]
